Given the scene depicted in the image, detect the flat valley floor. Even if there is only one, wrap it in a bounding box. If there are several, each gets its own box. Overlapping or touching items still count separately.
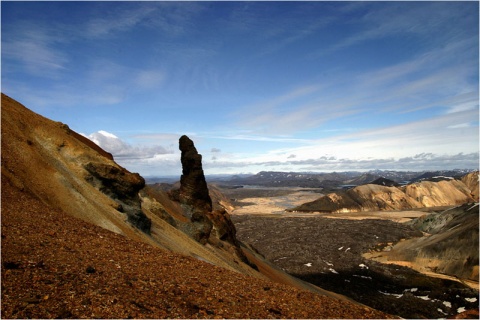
[222,186,479,319]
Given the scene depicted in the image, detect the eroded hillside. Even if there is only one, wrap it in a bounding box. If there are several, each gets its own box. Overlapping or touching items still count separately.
[291,172,478,213]
[1,94,152,238]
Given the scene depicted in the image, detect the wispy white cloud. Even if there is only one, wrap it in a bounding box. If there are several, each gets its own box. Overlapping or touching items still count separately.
[1,3,184,107]
[123,153,182,177]
[82,60,167,104]
[447,123,471,129]
[86,5,157,37]
[234,28,477,137]
[2,25,69,78]
[133,133,182,143]
[317,2,475,56]
[204,107,478,173]
[233,84,354,134]
[352,38,477,111]
[298,109,479,160]
[135,70,165,90]
[85,130,183,176]
[5,60,167,109]
[86,2,204,38]
[206,133,312,144]
[445,96,479,114]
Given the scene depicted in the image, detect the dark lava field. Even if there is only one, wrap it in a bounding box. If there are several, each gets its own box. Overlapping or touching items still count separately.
[232,214,479,319]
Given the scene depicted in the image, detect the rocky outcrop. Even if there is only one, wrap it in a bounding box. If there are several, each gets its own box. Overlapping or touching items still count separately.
[152,136,249,263]
[207,208,238,245]
[291,177,476,213]
[84,162,151,233]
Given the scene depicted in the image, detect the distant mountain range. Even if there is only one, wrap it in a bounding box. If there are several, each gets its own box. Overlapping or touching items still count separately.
[194,169,477,190]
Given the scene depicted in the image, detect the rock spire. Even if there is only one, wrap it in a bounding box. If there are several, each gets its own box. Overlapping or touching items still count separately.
[178,135,213,212]
[168,135,213,243]
[169,135,253,266]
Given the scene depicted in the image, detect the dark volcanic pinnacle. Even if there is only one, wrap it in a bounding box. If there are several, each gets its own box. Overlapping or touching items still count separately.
[166,135,214,243]
[173,136,250,261]
[173,136,245,257]
[178,135,212,212]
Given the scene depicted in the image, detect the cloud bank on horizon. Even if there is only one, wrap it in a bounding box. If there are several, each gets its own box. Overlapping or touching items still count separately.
[2,1,478,176]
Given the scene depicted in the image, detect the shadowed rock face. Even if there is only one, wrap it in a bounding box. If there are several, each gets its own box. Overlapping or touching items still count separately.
[84,162,151,233]
[207,209,238,243]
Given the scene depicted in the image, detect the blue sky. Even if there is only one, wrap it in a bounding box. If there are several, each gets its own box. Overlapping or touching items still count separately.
[2,1,479,176]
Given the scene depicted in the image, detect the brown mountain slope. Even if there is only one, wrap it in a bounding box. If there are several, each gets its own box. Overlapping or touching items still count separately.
[1,93,152,239]
[1,93,392,318]
[1,178,392,319]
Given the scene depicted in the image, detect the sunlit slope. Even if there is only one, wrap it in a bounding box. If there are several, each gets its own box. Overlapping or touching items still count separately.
[291,175,477,213]
[1,93,151,242]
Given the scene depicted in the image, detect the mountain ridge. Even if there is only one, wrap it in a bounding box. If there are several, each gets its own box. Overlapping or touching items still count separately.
[290,172,478,213]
